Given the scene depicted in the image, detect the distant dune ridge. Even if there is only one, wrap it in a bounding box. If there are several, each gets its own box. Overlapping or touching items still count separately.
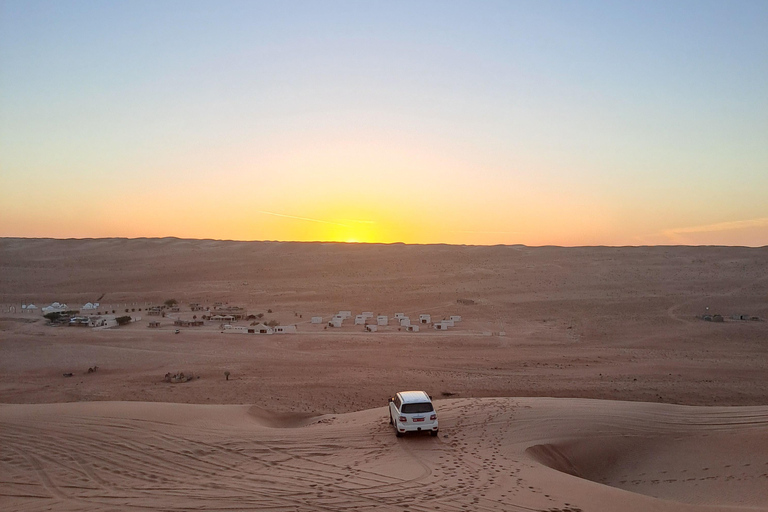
[1,238,767,511]
[2,236,767,308]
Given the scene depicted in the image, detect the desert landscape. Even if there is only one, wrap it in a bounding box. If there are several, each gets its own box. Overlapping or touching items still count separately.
[4,0,766,509]
[1,238,767,511]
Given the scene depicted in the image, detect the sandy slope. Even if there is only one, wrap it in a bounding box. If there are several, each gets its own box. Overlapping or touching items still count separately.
[1,398,766,512]
[2,239,768,510]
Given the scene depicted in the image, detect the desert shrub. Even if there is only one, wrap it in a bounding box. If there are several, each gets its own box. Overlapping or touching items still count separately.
[266,319,280,327]
[267,309,272,313]
[44,312,62,322]
[164,299,178,307]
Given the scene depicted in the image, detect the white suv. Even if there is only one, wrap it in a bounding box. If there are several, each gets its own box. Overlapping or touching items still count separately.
[388,391,438,437]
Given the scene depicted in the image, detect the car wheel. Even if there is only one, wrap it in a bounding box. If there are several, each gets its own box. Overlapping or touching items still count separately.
[389,412,393,425]
[396,431,403,437]
[430,430,438,437]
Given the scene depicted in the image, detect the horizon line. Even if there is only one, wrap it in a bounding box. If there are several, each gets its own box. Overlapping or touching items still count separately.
[1,236,766,250]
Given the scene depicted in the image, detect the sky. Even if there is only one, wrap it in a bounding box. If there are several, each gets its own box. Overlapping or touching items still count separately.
[1,0,767,246]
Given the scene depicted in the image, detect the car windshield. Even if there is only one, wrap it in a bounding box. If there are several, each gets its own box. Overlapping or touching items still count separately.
[401,402,433,414]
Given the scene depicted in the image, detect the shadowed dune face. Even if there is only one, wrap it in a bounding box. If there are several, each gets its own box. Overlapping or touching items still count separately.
[527,432,768,507]
[246,405,325,428]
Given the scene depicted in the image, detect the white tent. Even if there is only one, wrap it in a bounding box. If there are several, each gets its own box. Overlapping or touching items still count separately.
[249,323,274,334]
[42,302,68,313]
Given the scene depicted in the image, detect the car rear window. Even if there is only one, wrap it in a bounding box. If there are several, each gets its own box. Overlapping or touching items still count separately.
[401,402,433,414]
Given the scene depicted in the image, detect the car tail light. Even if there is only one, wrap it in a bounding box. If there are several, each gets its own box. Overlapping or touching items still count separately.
[430,414,437,421]
[399,416,407,422]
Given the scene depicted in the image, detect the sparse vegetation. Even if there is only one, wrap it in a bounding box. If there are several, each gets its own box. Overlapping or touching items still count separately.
[44,311,79,323]
[44,312,62,322]
[164,299,178,307]
[163,371,196,383]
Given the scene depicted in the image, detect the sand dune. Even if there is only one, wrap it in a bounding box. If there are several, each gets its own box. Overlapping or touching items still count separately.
[2,239,768,510]
[2,398,766,512]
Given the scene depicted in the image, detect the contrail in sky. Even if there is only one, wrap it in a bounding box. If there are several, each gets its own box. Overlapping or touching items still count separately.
[257,210,350,228]
[662,217,768,240]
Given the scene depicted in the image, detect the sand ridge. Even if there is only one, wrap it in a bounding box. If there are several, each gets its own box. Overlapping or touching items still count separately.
[2,398,767,511]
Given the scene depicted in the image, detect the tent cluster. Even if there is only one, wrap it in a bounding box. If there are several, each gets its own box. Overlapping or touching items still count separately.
[324,311,462,331]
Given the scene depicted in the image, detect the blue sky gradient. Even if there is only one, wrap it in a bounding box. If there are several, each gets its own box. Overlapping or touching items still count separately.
[2,1,767,245]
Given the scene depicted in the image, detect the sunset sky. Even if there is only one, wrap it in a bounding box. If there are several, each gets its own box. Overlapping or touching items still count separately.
[1,1,767,246]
